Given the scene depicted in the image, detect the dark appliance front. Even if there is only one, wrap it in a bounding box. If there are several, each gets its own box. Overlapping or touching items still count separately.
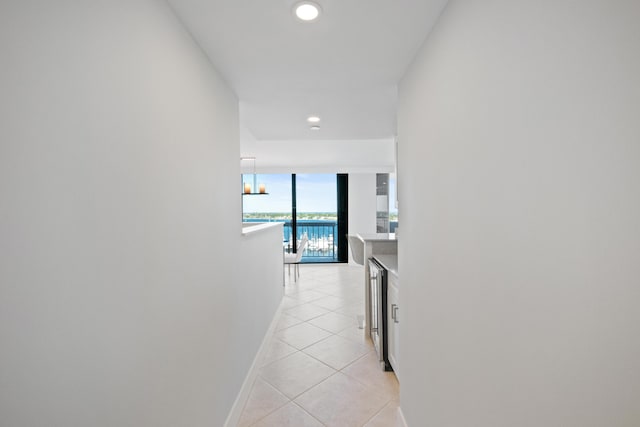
[368,258,392,371]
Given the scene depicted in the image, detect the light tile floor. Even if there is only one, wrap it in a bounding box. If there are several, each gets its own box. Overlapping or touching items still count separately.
[237,264,402,427]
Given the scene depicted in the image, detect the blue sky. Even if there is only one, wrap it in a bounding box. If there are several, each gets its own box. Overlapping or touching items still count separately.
[242,174,337,213]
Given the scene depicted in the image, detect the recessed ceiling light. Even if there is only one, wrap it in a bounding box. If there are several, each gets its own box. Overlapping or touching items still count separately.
[307,116,321,123]
[294,2,321,21]
[310,125,320,130]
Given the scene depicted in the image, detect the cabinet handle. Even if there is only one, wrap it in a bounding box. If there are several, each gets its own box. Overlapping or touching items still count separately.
[392,305,399,323]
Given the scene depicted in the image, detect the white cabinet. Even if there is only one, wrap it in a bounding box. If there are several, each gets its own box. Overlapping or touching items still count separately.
[387,272,400,380]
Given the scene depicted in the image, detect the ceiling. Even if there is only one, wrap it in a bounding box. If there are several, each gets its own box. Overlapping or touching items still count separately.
[168,0,448,143]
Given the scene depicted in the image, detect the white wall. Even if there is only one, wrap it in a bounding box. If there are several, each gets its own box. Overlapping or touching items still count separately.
[348,174,377,263]
[0,1,278,426]
[237,225,285,372]
[226,224,284,426]
[348,173,377,236]
[398,1,640,426]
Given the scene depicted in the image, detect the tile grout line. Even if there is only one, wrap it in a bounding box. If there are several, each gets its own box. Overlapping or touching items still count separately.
[244,397,290,427]
[242,264,392,426]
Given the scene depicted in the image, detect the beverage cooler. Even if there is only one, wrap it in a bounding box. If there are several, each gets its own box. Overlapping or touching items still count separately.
[368,258,392,371]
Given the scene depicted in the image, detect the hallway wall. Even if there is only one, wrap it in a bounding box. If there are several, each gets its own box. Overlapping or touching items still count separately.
[398,0,640,426]
[0,1,256,426]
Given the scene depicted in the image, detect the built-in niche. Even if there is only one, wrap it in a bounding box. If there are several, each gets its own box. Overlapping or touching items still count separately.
[376,173,390,232]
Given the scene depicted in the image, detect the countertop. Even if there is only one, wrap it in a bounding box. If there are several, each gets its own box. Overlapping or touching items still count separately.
[241,222,283,236]
[357,233,397,242]
[373,254,398,278]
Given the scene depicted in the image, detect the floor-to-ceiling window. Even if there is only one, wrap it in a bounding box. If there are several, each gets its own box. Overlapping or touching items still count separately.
[242,173,348,263]
[295,174,338,262]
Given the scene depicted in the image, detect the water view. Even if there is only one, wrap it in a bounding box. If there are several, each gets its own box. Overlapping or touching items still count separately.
[244,213,339,261]
[244,212,398,262]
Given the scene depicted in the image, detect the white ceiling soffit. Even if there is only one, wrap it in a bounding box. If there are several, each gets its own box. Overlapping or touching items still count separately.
[168,0,449,141]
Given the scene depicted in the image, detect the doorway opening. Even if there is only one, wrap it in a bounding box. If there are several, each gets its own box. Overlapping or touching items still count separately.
[242,173,348,263]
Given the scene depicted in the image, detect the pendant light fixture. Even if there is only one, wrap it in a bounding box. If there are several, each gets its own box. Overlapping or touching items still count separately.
[241,157,268,195]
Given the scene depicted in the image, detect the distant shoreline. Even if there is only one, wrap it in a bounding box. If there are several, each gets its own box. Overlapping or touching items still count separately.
[243,212,399,221]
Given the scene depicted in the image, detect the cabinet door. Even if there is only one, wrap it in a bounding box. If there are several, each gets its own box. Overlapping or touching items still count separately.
[387,275,400,380]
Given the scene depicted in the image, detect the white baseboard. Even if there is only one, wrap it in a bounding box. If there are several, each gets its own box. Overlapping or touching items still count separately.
[223,303,284,427]
[398,406,409,427]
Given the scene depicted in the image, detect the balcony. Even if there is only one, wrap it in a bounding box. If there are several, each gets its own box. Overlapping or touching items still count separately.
[284,220,337,262]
